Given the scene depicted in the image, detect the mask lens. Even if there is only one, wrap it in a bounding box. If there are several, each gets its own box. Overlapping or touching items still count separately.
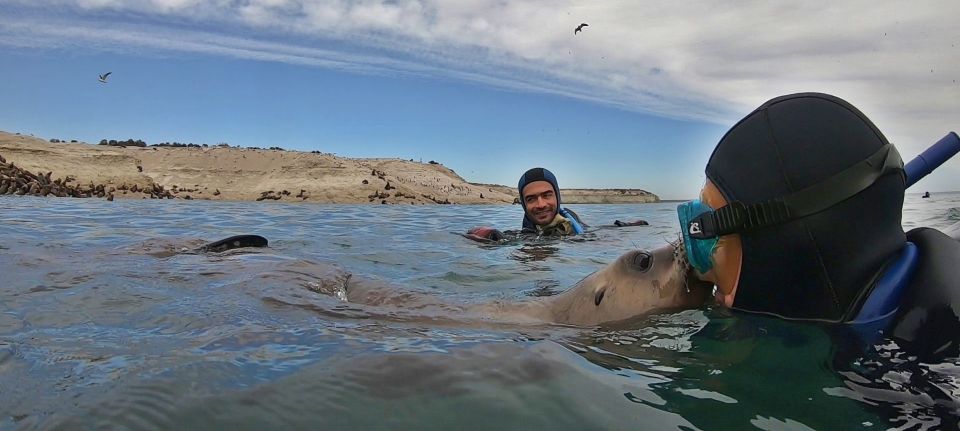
[677,200,719,274]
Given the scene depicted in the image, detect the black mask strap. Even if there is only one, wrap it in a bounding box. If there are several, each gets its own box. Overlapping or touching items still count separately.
[690,143,904,239]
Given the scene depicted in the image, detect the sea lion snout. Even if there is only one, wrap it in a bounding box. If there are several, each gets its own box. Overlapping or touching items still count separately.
[542,242,710,326]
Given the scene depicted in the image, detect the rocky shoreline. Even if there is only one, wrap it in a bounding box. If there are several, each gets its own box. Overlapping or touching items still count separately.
[0,131,660,204]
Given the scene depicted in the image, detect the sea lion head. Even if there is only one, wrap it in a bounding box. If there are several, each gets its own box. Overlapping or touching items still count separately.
[547,241,712,326]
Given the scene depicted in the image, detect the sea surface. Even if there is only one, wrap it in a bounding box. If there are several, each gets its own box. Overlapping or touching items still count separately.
[1,193,959,430]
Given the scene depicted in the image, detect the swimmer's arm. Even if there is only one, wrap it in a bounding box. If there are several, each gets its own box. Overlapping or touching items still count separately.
[463,226,506,242]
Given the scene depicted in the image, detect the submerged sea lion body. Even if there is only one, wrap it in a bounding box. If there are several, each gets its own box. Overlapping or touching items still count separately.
[344,242,710,326]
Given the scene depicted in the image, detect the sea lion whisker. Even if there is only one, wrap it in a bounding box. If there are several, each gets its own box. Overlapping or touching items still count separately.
[669,235,696,294]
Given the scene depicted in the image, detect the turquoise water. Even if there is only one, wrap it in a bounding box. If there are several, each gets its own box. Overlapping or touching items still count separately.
[1,194,958,430]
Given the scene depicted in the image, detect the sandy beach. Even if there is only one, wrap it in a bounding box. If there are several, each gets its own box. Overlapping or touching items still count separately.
[0,131,659,204]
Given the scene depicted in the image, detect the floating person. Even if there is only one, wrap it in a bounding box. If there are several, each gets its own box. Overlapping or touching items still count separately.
[673,92,960,361]
[517,167,586,235]
[574,23,589,34]
[464,167,583,242]
[98,72,111,83]
[922,191,931,198]
[463,167,649,242]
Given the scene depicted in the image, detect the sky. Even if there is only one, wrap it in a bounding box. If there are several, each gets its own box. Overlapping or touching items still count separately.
[0,1,957,200]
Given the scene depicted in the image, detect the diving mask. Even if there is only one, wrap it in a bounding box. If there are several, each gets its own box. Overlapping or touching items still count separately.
[677,199,719,274]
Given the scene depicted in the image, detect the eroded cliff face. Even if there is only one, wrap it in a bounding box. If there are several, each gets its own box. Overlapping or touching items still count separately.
[1,131,659,204]
[0,131,518,204]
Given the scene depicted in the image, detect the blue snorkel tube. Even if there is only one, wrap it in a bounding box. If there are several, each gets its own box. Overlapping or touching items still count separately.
[904,131,960,187]
[559,208,585,234]
[851,132,960,326]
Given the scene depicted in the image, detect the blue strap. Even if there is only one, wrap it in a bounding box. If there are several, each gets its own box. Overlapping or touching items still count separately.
[850,242,919,325]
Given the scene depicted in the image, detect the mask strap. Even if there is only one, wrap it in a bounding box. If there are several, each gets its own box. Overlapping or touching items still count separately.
[690,143,904,239]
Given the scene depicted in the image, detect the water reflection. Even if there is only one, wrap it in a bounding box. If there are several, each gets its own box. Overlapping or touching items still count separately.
[510,244,560,263]
[524,279,562,297]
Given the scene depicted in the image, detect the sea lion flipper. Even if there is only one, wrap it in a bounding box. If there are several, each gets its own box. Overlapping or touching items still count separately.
[197,234,268,253]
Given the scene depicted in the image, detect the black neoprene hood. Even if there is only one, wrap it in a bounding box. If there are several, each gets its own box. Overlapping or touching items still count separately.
[706,93,906,321]
[518,167,561,231]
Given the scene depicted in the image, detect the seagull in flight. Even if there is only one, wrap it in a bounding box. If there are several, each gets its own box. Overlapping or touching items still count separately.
[98,72,111,83]
[574,23,588,34]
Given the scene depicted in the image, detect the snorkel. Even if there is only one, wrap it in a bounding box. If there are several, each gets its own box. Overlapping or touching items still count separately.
[850,131,960,324]
[904,132,960,187]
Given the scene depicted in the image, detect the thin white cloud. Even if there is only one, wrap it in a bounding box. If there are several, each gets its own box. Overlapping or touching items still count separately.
[1,0,958,160]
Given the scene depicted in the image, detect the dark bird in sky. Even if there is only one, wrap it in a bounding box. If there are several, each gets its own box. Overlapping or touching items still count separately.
[98,72,111,83]
[574,23,588,34]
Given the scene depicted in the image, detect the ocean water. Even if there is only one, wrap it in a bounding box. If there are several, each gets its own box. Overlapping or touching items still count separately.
[1,193,959,430]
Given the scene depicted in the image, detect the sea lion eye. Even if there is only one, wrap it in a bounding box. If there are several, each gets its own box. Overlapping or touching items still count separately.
[631,252,652,272]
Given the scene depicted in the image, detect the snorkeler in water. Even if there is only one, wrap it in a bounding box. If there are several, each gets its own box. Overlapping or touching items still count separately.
[463,167,585,242]
[675,92,960,361]
[464,167,648,242]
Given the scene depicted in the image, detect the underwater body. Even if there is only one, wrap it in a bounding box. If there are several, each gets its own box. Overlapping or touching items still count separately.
[1,195,958,430]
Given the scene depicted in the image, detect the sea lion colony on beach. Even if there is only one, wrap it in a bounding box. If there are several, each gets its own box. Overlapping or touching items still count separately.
[0,154,175,200]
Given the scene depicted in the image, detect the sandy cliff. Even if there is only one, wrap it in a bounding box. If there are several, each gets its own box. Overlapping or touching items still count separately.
[0,131,659,204]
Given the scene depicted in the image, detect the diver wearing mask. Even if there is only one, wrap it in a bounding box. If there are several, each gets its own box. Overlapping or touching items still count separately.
[677,92,960,361]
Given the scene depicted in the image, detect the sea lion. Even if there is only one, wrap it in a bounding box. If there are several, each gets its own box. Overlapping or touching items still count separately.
[195,234,268,253]
[480,241,711,326]
[343,240,711,326]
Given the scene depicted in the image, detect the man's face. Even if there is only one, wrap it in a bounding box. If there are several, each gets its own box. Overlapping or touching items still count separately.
[522,181,558,226]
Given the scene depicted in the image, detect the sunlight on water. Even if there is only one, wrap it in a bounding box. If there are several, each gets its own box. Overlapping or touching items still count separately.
[1,193,958,430]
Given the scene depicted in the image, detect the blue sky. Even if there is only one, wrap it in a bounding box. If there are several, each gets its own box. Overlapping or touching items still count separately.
[1,1,957,199]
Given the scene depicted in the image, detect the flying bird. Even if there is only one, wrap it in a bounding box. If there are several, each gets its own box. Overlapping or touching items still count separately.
[98,72,111,83]
[574,23,588,34]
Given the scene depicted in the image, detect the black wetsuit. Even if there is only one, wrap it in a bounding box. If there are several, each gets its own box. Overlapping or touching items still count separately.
[889,228,960,360]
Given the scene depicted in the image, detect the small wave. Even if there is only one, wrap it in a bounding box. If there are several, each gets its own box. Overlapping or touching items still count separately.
[946,207,960,221]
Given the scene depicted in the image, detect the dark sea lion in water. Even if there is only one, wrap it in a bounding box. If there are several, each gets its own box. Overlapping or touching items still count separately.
[343,241,711,326]
[613,219,649,227]
[195,235,268,253]
[127,235,269,258]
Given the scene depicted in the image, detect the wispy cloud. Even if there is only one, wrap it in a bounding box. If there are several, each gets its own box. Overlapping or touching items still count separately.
[2,1,958,153]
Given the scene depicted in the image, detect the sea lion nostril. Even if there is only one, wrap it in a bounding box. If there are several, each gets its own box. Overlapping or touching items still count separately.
[594,289,605,306]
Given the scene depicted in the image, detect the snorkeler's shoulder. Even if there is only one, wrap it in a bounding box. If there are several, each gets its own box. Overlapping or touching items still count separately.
[891,227,960,359]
